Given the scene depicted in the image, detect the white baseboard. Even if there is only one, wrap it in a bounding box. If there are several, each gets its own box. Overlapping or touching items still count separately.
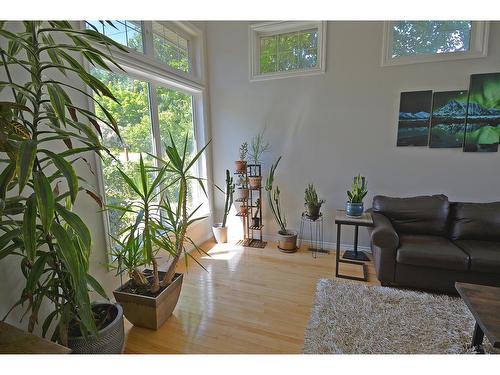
[262,234,372,253]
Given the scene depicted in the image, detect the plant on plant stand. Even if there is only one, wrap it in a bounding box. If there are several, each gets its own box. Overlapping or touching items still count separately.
[213,169,234,243]
[248,130,270,189]
[235,141,248,173]
[235,174,249,203]
[346,174,368,217]
[0,21,128,353]
[111,132,210,330]
[304,184,325,221]
[265,157,297,252]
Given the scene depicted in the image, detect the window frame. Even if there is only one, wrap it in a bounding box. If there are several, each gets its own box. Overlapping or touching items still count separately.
[79,21,211,257]
[381,21,490,67]
[249,21,327,82]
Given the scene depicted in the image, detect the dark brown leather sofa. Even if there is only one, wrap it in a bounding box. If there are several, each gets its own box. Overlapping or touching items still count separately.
[368,195,500,293]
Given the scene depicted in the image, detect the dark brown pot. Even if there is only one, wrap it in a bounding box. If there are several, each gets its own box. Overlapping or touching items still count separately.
[235,160,247,172]
[113,272,183,330]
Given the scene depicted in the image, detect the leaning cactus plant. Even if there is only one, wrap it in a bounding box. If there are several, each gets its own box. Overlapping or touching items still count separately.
[265,157,287,233]
[221,170,234,227]
[347,175,368,203]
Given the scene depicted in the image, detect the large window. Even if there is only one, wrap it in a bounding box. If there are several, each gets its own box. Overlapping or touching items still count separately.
[86,21,207,246]
[382,21,489,66]
[249,21,326,81]
[92,69,198,240]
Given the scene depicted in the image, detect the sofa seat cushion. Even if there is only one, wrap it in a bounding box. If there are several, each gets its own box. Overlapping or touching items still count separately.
[372,195,450,236]
[449,202,500,241]
[454,240,500,274]
[396,234,469,271]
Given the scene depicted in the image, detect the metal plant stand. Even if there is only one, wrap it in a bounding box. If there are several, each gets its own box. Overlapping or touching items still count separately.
[298,212,328,258]
[236,164,266,248]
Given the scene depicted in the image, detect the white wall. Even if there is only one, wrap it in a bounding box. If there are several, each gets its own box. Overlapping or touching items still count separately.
[206,21,500,248]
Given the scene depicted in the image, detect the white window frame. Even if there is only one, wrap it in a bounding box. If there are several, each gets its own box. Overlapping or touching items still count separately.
[249,21,327,82]
[79,21,211,256]
[381,21,490,67]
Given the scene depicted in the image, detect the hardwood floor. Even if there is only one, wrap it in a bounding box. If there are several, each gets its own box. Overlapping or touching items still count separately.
[123,240,379,354]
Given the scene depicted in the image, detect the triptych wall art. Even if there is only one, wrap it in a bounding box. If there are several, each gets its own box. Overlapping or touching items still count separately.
[396,72,500,152]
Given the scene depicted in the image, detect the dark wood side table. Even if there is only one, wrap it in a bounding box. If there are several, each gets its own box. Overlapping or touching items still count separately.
[0,321,71,354]
[455,282,500,353]
[334,210,373,282]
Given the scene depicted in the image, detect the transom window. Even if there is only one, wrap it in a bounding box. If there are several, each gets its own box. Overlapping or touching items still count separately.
[86,20,143,53]
[152,21,190,72]
[382,21,489,66]
[85,21,201,80]
[250,21,326,81]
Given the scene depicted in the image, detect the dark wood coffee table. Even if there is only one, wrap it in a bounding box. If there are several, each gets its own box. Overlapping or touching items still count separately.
[455,282,500,353]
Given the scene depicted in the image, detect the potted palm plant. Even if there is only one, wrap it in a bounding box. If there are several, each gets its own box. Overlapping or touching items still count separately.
[265,157,297,252]
[304,184,325,220]
[235,142,248,173]
[0,21,127,353]
[111,133,210,330]
[213,169,234,243]
[346,175,368,217]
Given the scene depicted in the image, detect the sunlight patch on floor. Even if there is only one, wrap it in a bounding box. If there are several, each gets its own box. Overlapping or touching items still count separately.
[202,242,244,260]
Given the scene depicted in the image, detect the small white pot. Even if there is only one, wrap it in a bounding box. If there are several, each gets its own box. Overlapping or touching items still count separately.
[212,224,228,243]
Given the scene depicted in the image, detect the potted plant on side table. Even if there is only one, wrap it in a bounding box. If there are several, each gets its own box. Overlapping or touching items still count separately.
[304,184,325,220]
[213,170,234,243]
[265,157,297,252]
[111,133,210,330]
[0,20,128,353]
[346,174,368,217]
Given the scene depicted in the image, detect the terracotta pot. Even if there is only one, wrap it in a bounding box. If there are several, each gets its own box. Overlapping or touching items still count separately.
[240,206,248,215]
[235,188,249,201]
[248,176,262,189]
[113,272,183,330]
[212,224,228,243]
[277,230,298,253]
[235,160,247,173]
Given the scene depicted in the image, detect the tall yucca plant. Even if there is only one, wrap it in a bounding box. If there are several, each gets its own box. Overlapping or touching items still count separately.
[111,132,210,294]
[0,21,126,345]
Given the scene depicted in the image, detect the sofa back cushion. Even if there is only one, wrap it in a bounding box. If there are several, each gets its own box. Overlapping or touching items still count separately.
[372,195,449,236]
[449,202,500,241]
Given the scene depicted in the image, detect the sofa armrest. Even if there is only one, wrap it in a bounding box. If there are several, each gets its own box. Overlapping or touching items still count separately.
[370,212,399,250]
[367,210,399,283]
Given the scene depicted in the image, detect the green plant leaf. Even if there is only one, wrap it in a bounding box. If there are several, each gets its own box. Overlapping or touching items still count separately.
[33,171,55,234]
[0,162,16,199]
[16,140,37,194]
[86,273,108,300]
[47,84,66,125]
[55,203,91,253]
[23,194,37,262]
[26,252,49,292]
[40,150,78,203]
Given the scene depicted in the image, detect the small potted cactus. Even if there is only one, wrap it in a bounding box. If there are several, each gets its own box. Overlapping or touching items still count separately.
[235,142,248,173]
[304,184,325,220]
[346,175,368,217]
[213,170,235,243]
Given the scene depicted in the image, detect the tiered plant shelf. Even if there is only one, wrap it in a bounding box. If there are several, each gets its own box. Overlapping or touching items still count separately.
[235,164,266,248]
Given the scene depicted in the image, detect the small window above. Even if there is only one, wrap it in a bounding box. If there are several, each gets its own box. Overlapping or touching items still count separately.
[250,21,326,81]
[152,22,190,73]
[86,20,144,53]
[382,21,489,66]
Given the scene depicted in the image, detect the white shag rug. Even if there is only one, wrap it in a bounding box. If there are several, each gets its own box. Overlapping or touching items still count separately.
[304,279,498,354]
